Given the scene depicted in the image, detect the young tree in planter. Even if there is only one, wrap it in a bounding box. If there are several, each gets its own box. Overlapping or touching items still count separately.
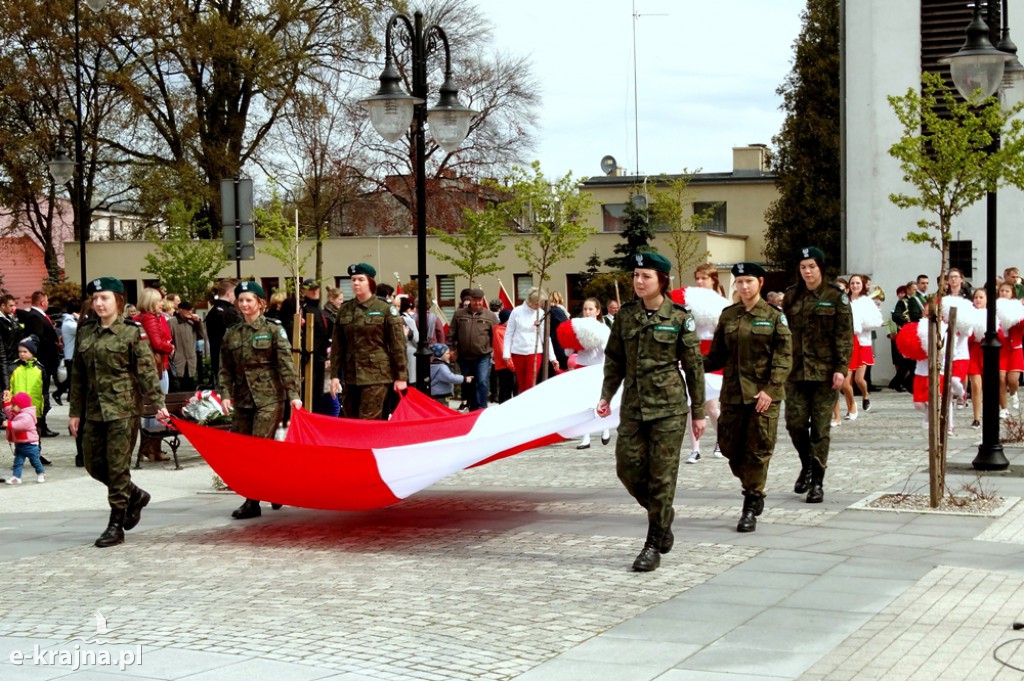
[429,208,507,287]
[141,200,227,305]
[649,171,715,278]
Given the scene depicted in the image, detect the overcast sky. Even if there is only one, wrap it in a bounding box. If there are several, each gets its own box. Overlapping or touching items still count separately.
[478,0,806,180]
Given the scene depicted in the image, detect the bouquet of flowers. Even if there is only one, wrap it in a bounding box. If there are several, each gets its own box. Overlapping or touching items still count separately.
[182,390,231,425]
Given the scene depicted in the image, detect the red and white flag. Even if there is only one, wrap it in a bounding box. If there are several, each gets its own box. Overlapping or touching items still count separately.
[498,280,514,310]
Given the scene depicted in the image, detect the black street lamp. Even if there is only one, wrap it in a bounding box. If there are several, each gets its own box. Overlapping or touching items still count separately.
[48,0,109,292]
[361,11,477,394]
[941,1,1023,471]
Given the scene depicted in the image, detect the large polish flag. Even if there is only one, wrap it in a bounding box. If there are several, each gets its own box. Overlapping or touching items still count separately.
[174,364,621,511]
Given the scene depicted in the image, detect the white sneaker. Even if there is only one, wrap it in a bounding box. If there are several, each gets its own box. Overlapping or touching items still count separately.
[1013,394,1020,410]
[36,474,45,484]
[713,443,724,458]
[830,419,841,427]
[844,411,858,421]
[686,450,701,464]
[5,477,21,485]
[1000,408,1010,420]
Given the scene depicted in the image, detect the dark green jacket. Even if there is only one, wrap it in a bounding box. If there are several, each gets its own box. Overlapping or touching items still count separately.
[69,318,164,421]
[219,315,299,408]
[782,279,853,382]
[601,297,705,421]
[704,299,792,404]
[330,296,408,386]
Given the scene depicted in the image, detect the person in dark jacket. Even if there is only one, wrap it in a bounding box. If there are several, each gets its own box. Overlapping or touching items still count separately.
[204,279,241,388]
[18,291,59,437]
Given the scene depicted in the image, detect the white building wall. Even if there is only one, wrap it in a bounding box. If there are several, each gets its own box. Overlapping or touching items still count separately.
[845,0,1024,379]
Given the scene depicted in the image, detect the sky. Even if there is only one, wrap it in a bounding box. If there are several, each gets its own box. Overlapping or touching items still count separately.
[478,0,807,180]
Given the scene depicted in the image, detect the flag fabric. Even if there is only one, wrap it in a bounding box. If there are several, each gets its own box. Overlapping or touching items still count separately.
[174,364,621,511]
[498,280,514,310]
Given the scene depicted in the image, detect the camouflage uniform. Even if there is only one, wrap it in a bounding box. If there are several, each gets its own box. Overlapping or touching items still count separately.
[782,278,853,493]
[218,315,300,439]
[330,296,408,420]
[704,299,792,500]
[601,298,706,533]
[69,318,164,510]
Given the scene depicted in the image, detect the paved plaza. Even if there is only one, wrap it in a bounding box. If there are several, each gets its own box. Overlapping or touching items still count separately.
[3,388,1024,680]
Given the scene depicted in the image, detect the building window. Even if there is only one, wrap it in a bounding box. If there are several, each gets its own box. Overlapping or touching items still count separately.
[693,201,727,232]
[948,240,975,280]
[261,277,280,297]
[436,274,456,322]
[514,273,534,304]
[142,279,160,291]
[601,203,627,232]
[334,276,353,301]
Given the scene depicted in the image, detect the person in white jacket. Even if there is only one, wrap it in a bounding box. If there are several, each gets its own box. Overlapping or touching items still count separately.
[502,288,557,392]
[557,298,611,449]
[841,274,884,418]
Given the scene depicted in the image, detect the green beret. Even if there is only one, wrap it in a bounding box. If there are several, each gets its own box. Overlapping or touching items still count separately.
[86,276,124,295]
[632,251,671,274]
[798,246,825,263]
[348,263,377,278]
[732,262,766,278]
[301,278,320,290]
[235,280,265,299]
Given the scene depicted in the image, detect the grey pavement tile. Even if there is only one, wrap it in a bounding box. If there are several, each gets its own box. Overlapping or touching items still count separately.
[775,586,905,615]
[0,660,77,680]
[176,659,339,681]
[655,671,790,681]
[115,647,252,679]
[511,658,671,681]
[557,636,701,666]
[708,568,819,591]
[601,616,736,645]
[822,558,932,581]
[670,583,792,608]
[829,543,941,562]
[637,601,764,629]
[677,640,824,678]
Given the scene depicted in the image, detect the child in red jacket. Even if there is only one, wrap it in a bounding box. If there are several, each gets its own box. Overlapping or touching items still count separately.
[4,392,44,484]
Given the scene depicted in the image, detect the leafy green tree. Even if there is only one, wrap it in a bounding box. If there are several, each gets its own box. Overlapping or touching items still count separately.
[763,0,840,274]
[256,186,317,311]
[605,192,655,271]
[141,201,227,304]
[429,208,507,287]
[492,161,594,284]
[887,72,1024,291]
[649,172,714,276]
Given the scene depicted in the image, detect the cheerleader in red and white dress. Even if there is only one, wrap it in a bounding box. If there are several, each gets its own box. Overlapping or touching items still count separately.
[942,296,981,428]
[671,267,730,464]
[841,275,884,420]
[967,288,988,428]
[996,284,1024,417]
[556,298,611,449]
[896,317,951,431]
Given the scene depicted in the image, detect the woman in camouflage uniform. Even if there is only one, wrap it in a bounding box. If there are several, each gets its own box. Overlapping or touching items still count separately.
[219,281,302,520]
[597,252,706,573]
[704,263,791,533]
[69,277,168,548]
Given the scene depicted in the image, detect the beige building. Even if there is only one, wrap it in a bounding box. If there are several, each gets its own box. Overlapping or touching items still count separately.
[68,145,778,316]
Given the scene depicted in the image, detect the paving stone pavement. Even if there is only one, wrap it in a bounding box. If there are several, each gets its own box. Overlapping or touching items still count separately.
[2,389,1024,679]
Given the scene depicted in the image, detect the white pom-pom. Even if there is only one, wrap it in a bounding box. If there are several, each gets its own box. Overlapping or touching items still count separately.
[942,296,979,335]
[851,296,883,334]
[680,286,730,340]
[571,317,610,351]
[997,297,1024,331]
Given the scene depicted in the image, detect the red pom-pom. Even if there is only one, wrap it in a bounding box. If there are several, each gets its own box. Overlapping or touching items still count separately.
[556,319,582,351]
[896,322,927,361]
[669,287,686,306]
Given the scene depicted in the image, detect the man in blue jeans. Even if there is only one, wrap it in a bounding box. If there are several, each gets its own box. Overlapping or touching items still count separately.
[447,288,499,410]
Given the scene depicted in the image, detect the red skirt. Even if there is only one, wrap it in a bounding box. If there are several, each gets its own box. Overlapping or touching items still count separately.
[913,374,944,403]
[848,336,861,371]
[952,359,969,385]
[1001,344,1024,372]
[700,339,723,376]
[969,339,983,376]
[858,342,875,367]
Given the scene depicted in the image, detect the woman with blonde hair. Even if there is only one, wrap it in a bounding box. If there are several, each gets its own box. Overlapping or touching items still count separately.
[694,263,726,297]
[134,288,174,394]
[503,287,557,392]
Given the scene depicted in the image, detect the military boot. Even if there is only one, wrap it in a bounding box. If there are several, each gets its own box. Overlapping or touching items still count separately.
[632,525,664,572]
[752,496,765,516]
[231,499,262,519]
[124,485,151,531]
[737,496,757,533]
[660,508,675,554]
[95,508,126,548]
[793,467,811,494]
[806,464,825,504]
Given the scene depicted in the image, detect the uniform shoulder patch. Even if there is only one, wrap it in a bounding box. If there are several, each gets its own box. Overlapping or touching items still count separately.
[841,293,849,305]
[390,305,399,316]
[684,316,696,333]
[778,313,788,327]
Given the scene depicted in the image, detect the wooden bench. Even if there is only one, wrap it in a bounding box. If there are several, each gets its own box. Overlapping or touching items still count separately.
[136,391,193,470]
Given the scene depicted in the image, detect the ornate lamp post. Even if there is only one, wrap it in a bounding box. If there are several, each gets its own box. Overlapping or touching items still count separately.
[361,11,477,394]
[941,1,1024,470]
[48,0,109,291]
